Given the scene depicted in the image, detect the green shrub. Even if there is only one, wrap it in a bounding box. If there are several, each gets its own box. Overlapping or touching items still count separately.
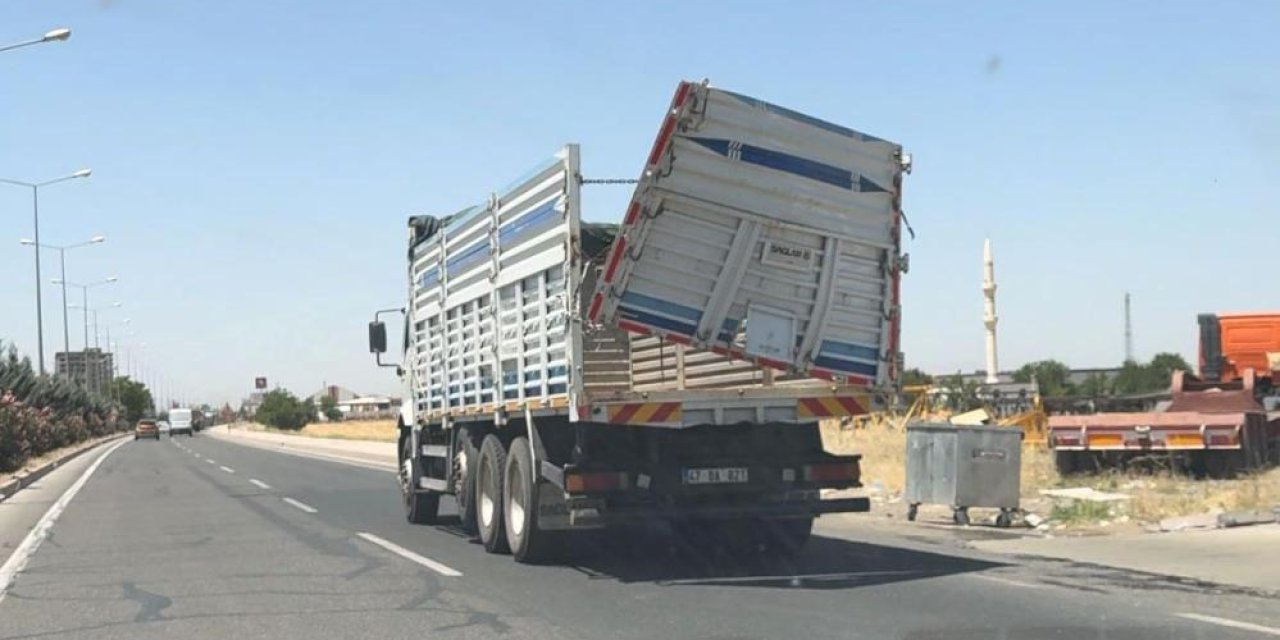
[0,341,131,473]
[256,389,314,431]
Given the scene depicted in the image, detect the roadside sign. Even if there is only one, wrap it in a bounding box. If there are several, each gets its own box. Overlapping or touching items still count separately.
[255,377,267,390]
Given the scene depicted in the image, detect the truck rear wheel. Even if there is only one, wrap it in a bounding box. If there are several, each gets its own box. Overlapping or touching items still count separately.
[401,434,440,524]
[504,437,556,564]
[476,435,510,553]
[454,427,480,536]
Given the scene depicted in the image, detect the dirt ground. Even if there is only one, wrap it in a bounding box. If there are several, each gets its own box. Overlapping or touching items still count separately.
[249,419,398,442]
[821,418,1280,531]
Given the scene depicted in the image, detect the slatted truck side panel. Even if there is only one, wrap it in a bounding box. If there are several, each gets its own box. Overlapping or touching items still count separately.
[371,81,908,564]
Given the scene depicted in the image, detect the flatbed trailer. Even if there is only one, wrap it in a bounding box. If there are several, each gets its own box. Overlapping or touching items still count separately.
[1048,370,1278,476]
[368,80,910,562]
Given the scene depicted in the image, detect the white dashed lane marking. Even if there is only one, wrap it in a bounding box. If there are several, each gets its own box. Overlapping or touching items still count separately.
[249,479,271,490]
[356,532,462,577]
[282,497,317,514]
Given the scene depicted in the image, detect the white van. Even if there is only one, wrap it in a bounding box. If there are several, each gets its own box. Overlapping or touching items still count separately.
[168,408,194,437]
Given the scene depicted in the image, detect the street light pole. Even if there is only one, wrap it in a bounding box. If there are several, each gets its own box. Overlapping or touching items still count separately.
[1,170,92,375]
[0,28,71,54]
[20,236,105,375]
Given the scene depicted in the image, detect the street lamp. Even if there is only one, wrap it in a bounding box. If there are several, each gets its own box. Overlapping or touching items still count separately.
[20,235,106,369]
[57,277,117,352]
[66,299,121,394]
[2,169,93,374]
[102,319,130,399]
[0,28,72,54]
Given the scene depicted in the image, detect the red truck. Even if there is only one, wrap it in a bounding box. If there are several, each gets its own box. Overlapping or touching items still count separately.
[1048,313,1280,477]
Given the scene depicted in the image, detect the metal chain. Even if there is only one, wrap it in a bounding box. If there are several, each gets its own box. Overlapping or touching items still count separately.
[577,177,639,185]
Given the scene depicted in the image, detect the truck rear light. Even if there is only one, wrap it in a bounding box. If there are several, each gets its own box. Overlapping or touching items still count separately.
[1053,436,1080,447]
[1166,433,1203,448]
[565,471,628,494]
[1087,434,1123,448]
[804,461,858,483]
[1207,434,1238,447]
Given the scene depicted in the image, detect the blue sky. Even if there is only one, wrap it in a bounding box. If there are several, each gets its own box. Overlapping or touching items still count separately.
[3,1,1278,405]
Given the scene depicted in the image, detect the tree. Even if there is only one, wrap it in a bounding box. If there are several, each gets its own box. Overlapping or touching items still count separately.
[1076,373,1110,397]
[1013,360,1074,397]
[256,389,313,430]
[319,395,343,422]
[900,367,934,387]
[1109,353,1189,394]
[1148,352,1192,381]
[111,377,155,424]
[939,373,981,411]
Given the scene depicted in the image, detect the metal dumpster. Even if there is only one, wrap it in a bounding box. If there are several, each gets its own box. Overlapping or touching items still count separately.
[905,422,1022,526]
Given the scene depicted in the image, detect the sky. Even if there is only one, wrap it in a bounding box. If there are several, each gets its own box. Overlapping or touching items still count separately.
[2,1,1278,406]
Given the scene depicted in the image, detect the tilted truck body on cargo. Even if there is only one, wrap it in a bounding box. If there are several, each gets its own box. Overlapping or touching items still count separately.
[368,81,910,562]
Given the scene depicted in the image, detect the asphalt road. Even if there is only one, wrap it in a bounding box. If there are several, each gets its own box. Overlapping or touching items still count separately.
[2,435,1279,639]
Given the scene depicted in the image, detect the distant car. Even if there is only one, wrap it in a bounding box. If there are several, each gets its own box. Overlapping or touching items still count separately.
[135,419,160,440]
[168,408,195,437]
[158,420,171,436]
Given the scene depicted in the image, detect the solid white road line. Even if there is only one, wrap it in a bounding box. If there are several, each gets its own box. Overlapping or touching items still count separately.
[1176,613,1280,637]
[282,497,318,514]
[0,438,129,602]
[249,479,271,490]
[213,436,395,472]
[356,532,462,577]
[219,466,235,474]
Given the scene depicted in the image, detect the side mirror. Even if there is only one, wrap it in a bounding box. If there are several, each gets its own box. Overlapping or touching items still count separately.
[368,321,387,354]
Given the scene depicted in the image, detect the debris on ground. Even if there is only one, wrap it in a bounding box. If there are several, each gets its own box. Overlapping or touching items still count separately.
[1156,512,1222,532]
[1040,487,1132,502]
[1217,509,1277,528]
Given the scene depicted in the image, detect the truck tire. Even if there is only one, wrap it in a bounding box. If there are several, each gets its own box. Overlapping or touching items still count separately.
[454,427,480,535]
[401,435,440,524]
[476,435,510,554]
[1054,451,1078,475]
[504,437,555,564]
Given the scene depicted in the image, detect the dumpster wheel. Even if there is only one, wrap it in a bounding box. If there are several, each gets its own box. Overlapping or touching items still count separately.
[995,509,1014,528]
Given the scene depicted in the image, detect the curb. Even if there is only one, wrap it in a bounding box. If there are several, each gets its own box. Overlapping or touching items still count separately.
[0,433,130,503]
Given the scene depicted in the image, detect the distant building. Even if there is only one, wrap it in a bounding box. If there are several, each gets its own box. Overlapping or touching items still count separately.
[55,349,114,391]
[240,391,266,417]
[308,385,361,405]
[942,367,1124,388]
[1065,367,1123,385]
[338,396,402,419]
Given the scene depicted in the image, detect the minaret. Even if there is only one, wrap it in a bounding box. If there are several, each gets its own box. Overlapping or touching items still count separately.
[983,239,999,384]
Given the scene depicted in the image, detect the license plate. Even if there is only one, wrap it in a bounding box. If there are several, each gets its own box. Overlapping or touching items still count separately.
[683,467,749,485]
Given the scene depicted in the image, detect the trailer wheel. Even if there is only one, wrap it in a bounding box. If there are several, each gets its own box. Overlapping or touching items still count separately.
[476,435,510,554]
[1053,451,1079,475]
[504,437,556,563]
[453,426,480,535]
[401,436,440,524]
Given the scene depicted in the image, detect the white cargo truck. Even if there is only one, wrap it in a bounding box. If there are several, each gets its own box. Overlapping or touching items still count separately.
[368,80,911,563]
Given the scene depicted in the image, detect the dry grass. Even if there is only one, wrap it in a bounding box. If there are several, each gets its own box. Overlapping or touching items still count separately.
[250,419,398,442]
[1066,467,1280,523]
[822,416,1280,526]
[821,416,908,494]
